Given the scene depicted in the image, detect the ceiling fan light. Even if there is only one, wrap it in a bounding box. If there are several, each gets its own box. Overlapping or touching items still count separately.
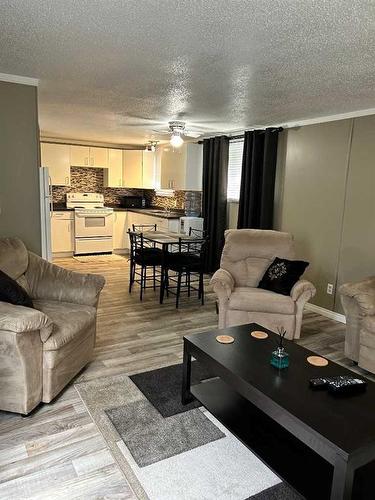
[170,132,184,148]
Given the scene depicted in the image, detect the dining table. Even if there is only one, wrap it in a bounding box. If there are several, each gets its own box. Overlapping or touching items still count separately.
[138,230,202,303]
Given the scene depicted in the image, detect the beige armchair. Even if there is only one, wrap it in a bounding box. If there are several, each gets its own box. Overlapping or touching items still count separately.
[211,229,316,340]
[0,237,105,414]
[339,277,375,374]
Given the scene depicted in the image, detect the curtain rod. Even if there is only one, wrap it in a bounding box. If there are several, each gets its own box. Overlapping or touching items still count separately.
[198,127,283,143]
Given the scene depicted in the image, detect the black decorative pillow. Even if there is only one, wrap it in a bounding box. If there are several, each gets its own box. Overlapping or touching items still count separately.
[0,270,34,308]
[258,257,309,296]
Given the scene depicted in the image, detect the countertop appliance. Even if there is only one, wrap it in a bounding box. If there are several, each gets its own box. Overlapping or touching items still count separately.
[179,216,204,235]
[67,193,113,255]
[121,195,145,209]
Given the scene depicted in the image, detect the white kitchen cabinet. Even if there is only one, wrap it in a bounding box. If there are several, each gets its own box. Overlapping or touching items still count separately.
[70,145,90,167]
[51,212,74,254]
[70,145,108,168]
[41,143,71,186]
[104,149,123,187]
[127,211,179,232]
[142,151,155,189]
[123,150,143,188]
[113,211,129,251]
[89,147,108,168]
[157,143,203,190]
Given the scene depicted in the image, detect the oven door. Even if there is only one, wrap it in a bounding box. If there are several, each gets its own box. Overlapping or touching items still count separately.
[74,211,113,238]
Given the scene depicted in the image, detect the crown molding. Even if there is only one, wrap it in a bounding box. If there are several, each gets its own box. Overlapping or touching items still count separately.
[40,136,144,150]
[278,107,375,129]
[0,72,39,86]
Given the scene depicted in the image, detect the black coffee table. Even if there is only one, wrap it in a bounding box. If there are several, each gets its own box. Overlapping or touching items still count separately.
[182,323,375,500]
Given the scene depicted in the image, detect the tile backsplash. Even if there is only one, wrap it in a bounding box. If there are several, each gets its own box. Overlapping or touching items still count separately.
[52,166,202,214]
[52,167,146,206]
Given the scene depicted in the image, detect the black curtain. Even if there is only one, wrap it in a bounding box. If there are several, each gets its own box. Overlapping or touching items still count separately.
[202,136,229,273]
[237,128,281,229]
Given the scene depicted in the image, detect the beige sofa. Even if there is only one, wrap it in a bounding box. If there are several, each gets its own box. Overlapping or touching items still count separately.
[211,229,316,340]
[340,277,375,374]
[0,238,105,414]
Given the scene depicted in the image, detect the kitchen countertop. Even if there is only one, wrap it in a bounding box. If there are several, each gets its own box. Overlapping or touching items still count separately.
[52,205,185,219]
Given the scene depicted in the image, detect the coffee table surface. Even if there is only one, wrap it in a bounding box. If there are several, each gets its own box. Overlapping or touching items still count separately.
[184,323,375,457]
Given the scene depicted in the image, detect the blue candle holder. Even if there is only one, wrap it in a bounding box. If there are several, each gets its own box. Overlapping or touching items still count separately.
[270,327,289,369]
[271,347,289,369]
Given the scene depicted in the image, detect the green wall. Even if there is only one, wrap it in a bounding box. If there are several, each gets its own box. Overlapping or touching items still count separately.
[0,81,42,254]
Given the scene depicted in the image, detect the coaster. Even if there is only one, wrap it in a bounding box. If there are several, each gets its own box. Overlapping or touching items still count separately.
[216,335,234,344]
[251,331,269,340]
[307,355,329,367]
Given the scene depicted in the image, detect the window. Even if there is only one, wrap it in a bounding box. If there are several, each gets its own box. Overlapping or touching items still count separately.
[227,139,244,202]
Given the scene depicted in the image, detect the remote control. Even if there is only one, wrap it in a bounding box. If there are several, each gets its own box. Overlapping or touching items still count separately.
[309,377,330,389]
[327,375,367,394]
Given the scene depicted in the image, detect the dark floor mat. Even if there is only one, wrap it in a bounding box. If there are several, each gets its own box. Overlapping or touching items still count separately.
[130,361,215,417]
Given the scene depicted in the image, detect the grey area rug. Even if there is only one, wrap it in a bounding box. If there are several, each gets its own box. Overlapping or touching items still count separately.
[76,363,303,500]
[130,360,215,417]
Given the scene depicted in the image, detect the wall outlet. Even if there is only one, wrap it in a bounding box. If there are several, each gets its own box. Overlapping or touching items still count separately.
[327,283,334,295]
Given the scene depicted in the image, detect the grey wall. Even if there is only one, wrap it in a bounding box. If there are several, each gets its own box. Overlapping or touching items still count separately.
[274,120,352,310]
[0,81,42,254]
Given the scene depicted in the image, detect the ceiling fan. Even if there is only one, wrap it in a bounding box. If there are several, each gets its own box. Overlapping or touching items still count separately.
[152,121,203,148]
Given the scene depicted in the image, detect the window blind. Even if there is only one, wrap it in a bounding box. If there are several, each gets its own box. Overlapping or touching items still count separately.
[226,139,244,202]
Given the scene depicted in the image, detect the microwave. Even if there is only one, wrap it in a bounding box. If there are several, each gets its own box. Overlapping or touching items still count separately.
[121,196,145,208]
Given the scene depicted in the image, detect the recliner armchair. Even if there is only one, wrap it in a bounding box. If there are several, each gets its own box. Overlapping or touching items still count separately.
[211,229,316,340]
[340,277,375,374]
[0,237,105,414]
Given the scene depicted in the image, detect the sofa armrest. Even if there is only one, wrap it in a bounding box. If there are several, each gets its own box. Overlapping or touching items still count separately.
[290,279,316,303]
[210,268,235,301]
[0,301,53,342]
[26,252,105,308]
[339,277,375,316]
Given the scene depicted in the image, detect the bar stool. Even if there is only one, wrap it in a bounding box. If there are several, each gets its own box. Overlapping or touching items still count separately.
[128,229,163,300]
[161,229,207,308]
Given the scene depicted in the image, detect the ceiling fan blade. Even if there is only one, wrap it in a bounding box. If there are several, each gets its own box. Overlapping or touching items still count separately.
[185,131,202,138]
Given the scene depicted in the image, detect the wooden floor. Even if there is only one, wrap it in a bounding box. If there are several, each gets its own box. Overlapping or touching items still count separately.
[0,256,354,499]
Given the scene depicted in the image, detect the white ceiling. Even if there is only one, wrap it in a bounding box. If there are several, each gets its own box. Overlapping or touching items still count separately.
[1,1,375,145]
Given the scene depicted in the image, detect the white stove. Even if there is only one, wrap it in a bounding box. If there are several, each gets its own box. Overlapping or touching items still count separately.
[67,193,113,255]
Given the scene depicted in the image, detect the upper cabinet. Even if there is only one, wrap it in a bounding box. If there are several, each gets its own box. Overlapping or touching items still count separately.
[104,149,123,187]
[41,143,71,186]
[142,151,155,189]
[157,143,203,190]
[70,145,108,168]
[70,145,90,167]
[123,150,143,188]
[41,142,158,189]
[90,147,108,168]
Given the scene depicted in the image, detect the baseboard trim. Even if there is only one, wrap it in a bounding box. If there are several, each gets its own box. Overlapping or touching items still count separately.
[305,303,346,324]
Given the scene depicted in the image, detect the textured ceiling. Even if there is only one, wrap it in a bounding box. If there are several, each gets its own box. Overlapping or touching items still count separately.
[1,0,375,145]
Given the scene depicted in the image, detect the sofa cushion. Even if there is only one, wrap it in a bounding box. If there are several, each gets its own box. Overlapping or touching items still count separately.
[220,229,295,287]
[33,299,96,351]
[362,316,375,335]
[0,237,29,280]
[228,287,295,315]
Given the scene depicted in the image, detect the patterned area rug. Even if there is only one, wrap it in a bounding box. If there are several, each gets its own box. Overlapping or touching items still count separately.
[76,363,303,500]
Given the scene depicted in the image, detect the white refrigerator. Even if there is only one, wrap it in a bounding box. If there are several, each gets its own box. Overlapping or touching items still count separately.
[39,166,53,262]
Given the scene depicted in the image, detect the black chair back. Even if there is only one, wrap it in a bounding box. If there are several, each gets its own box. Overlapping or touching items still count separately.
[132,224,157,232]
[128,230,145,258]
[132,224,157,249]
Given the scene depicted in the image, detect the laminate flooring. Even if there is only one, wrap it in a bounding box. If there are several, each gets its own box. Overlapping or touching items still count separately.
[0,256,363,499]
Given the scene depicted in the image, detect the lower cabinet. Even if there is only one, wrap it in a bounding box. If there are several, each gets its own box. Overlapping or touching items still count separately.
[51,212,74,254]
[113,211,129,251]
[127,212,179,232]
